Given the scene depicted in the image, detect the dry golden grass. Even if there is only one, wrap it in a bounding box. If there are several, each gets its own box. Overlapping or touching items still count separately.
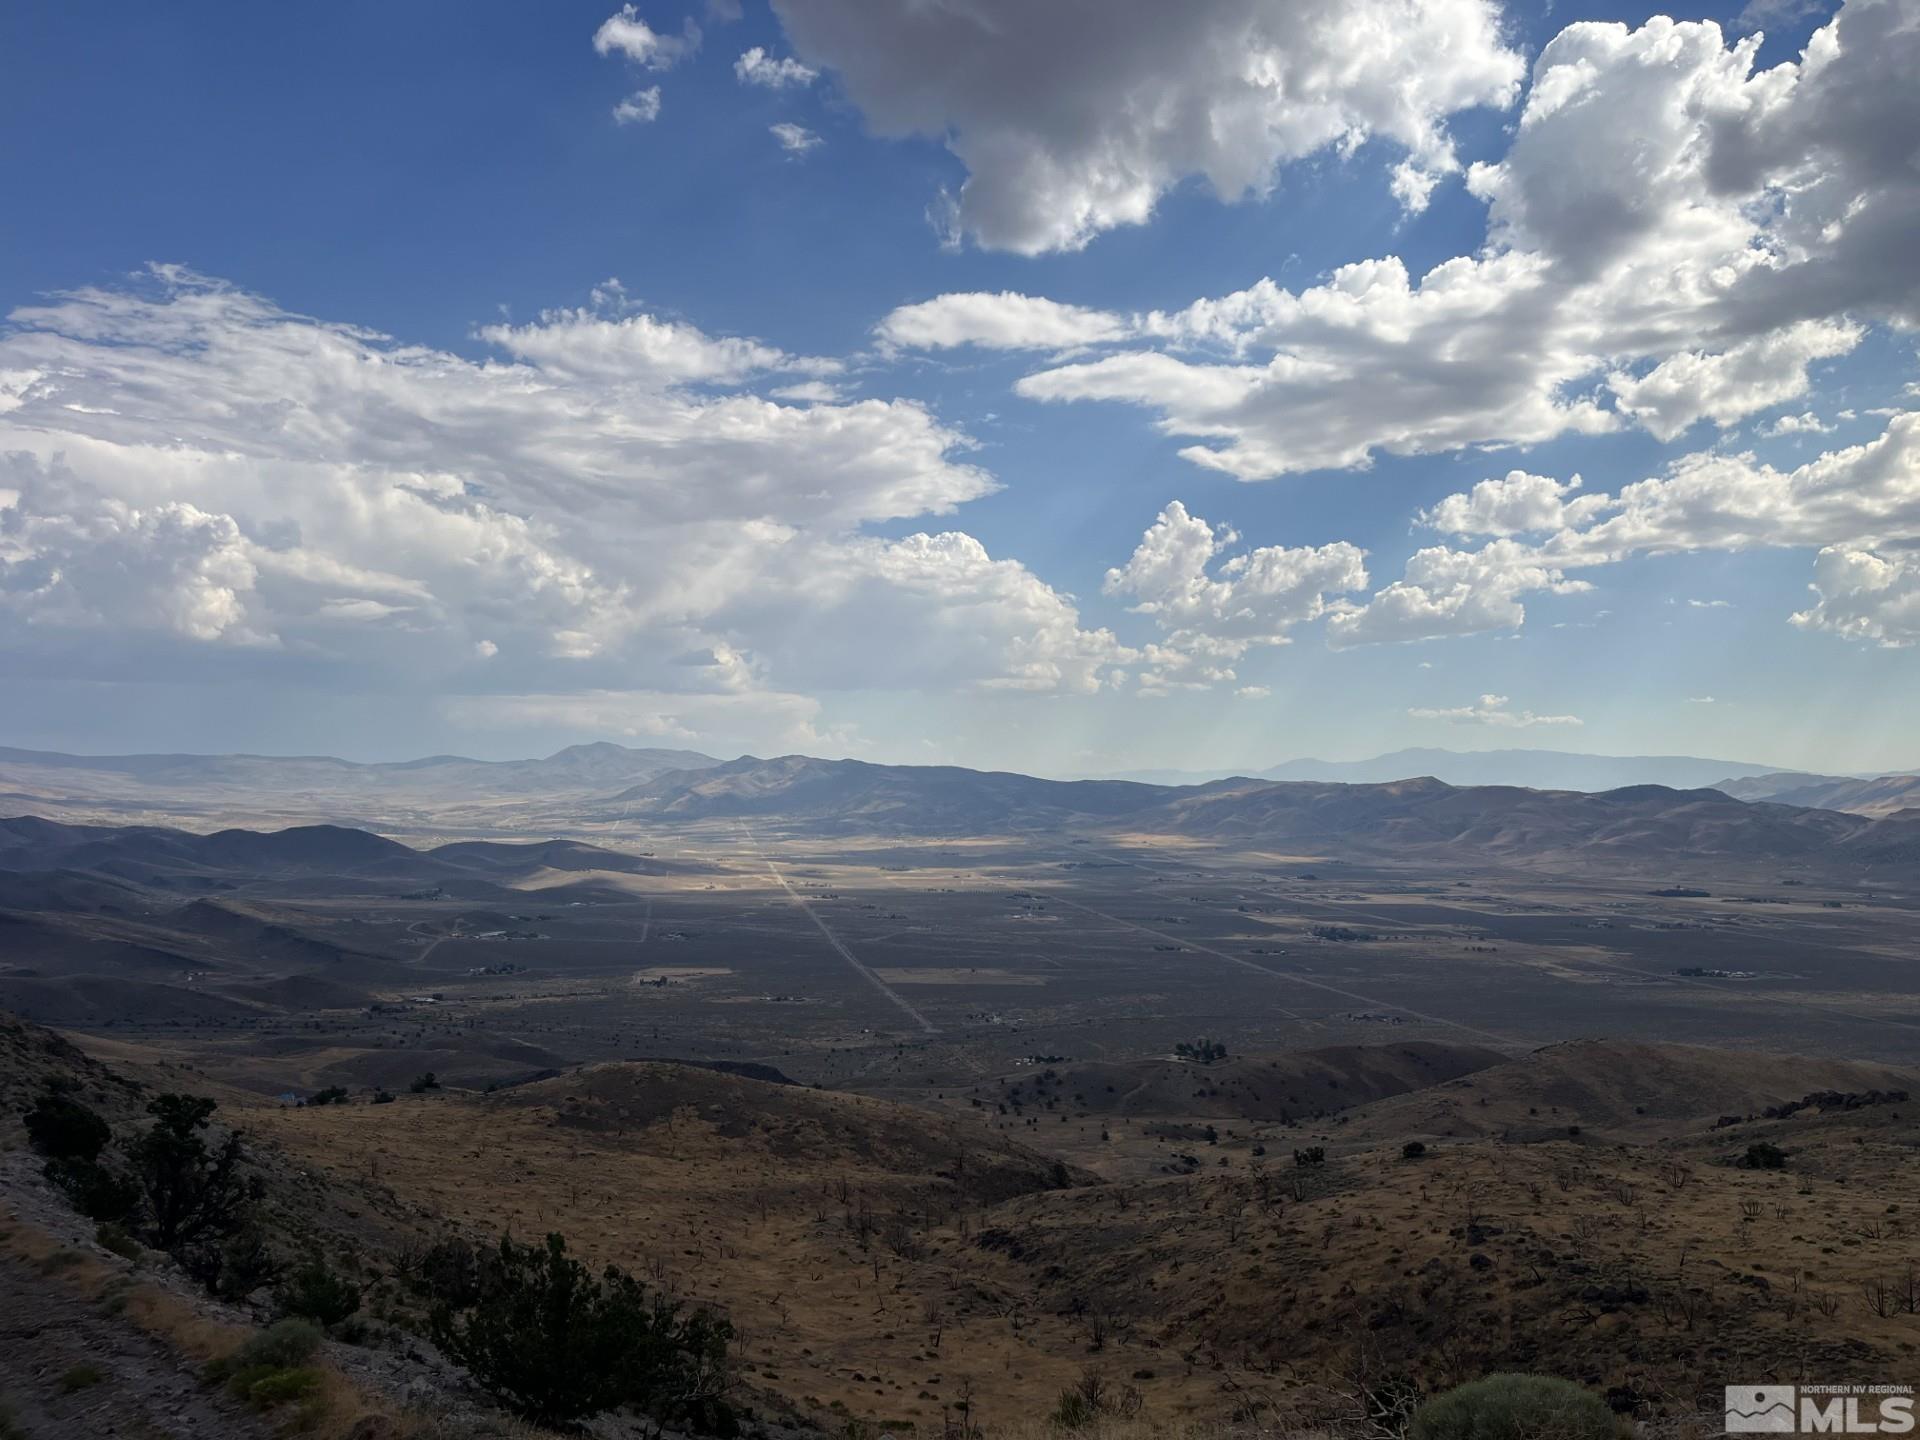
[245,1071,1920,1433]
[120,1283,252,1365]
[246,1081,1229,1431]
[1332,1038,1919,1145]
[27,1011,1905,1436]
[0,1206,124,1295]
[0,1204,529,1440]
[978,1111,1920,1409]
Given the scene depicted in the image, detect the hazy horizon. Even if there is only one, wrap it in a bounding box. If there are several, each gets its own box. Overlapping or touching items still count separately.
[5,734,1901,790]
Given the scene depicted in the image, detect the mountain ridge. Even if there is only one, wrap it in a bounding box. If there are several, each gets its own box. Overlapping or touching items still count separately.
[599,756,1920,871]
[1098,746,1799,791]
[0,740,718,788]
[1712,770,1920,817]
[0,816,683,890]
[8,747,1920,874]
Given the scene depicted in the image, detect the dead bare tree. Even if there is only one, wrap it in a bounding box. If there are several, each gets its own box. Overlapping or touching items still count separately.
[1658,1286,1712,1331]
[1863,1278,1899,1318]
[942,1375,982,1440]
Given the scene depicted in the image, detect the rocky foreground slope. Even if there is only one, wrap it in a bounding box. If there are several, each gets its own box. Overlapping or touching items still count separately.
[5,1010,1917,1437]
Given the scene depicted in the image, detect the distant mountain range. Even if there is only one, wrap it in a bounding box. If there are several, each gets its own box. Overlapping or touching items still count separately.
[0,817,710,1028]
[1707,771,1920,817]
[9,741,1910,813]
[604,753,1166,829]
[0,815,692,890]
[602,754,1920,869]
[7,752,1920,877]
[0,741,721,827]
[1101,747,1801,792]
[6,763,1919,879]
[0,740,717,796]
[5,744,1919,867]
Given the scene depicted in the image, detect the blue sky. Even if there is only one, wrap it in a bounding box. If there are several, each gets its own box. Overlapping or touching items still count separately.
[2,0,1916,775]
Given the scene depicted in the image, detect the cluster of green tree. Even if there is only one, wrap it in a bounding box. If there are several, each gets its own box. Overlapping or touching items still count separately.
[26,1082,734,1431]
[1409,1374,1618,1439]
[418,1232,735,1429]
[25,1083,270,1296]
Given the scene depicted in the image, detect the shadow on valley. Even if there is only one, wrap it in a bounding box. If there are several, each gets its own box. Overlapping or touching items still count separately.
[2,762,1920,1436]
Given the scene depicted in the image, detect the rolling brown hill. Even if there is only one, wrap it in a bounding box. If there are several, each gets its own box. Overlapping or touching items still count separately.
[599,756,1920,872]
[0,884,405,1031]
[0,910,200,976]
[960,1095,1920,1420]
[166,898,373,968]
[0,817,420,885]
[9,1008,1920,1434]
[499,1060,1089,1206]
[242,1035,1920,1431]
[1127,776,1881,861]
[0,974,266,1028]
[609,753,1170,831]
[992,1041,1507,1125]
[241,1055,1118,1427]
[0,815,678,894]
[1324,1037,1920,1145]
[0,867,153,913]
[1714,770,1920,817]
[12,755,1920,879]
[425,836,711,877]
[0,740,718,811]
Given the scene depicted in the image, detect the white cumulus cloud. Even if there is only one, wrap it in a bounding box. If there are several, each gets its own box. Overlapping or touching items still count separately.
[1335,409,1920,647]
[0,267,1127,712]
[911,1,1920,476]
[613,87,662,125]
[734,46,815,88]
[770,122,821,154]
[1791,546,1920,647]
[769,0,1523,254]
[593,6,697,68]
[1104,501,1368,686]
[877,293,1129,353]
